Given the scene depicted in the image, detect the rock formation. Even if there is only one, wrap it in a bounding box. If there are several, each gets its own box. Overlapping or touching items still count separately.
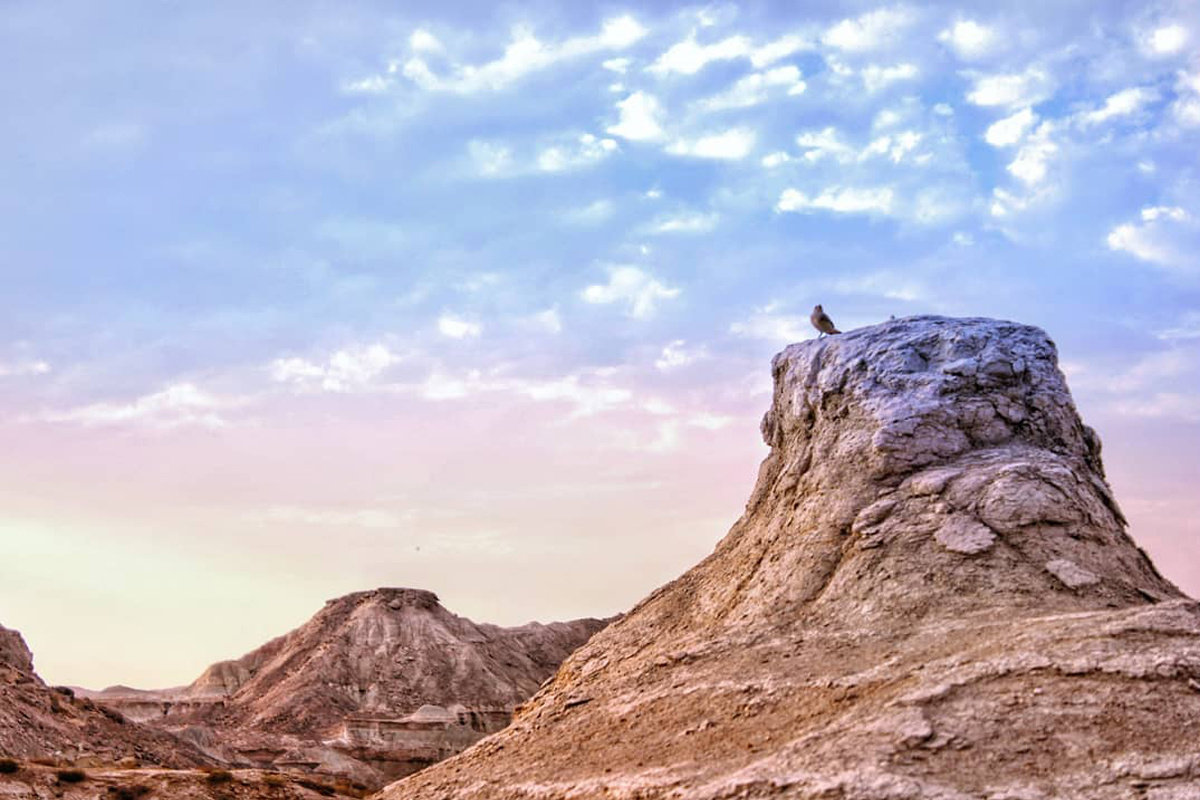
[0,624,210,769]
[81,588,606,787]
[382,316,1200,800]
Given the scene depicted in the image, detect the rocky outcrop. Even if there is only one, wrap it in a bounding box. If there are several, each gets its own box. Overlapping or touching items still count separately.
[382,316,1200,800]
[85,588,606,787]
[0,624,211,769]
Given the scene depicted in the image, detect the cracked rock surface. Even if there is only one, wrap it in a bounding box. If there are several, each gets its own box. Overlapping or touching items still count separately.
[380,316,1200,800]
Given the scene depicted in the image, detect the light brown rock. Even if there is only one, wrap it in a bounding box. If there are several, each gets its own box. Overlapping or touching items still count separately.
[80,589,606,788]
[380,315,1200,800]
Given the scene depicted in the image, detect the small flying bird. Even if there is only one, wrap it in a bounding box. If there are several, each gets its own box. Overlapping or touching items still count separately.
[810,304,841,338]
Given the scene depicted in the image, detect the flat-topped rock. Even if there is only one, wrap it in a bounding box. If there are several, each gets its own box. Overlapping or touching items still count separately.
[381,315,1200,800]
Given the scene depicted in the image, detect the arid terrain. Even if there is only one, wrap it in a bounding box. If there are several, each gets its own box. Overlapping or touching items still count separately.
[0,591,605,796]
[382,316,1200,799]
[3,316,1198,799]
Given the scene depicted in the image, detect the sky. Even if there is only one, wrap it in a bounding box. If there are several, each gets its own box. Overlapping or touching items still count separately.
[1,0,1198,689]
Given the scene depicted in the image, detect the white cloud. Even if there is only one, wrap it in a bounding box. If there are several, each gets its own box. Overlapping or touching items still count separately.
[1142,206,1188,222]
[761,151,792,168]
[1077,87,1156,126]
[938,20,997,60]
[695,66,805,111]
[1144,24,1189,56]
[410,29,442,53]
[647,32,809,75]
[39,383,240,430]
[0,360,51,378]
[1173,71,1200,127]
[822,7,914,52]
[966,67,1049,108]
[511,373,633,417]
[1006,121,1056,185]
[603,57,630,73]
[607,92,666,141]
[467,140,514,176]
[344,75,392,94]
[438,313,483,339]
[667,128,756,160]
[562,199,615,225]
[537,133,619,172]
[859,131,923,163]
[649,212,719,234]
[730,305,811,342]
[655,340,707,370]
[861,63,918,92]
[581,266,680,318]
[648,35,751,75]
[401,15,647,94]
[750,35,810,67]
[776,186,895,215]
[271,343,402,392]
[795,127,856,163]
[1106,206,1194,268]
[985,107,1037,146]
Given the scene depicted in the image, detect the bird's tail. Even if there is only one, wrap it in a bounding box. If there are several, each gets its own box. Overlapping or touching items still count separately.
[831,327,841,334]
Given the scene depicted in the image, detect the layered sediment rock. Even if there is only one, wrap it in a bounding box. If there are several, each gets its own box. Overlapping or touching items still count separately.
[383,316,1200,800]
[85,588,606,787]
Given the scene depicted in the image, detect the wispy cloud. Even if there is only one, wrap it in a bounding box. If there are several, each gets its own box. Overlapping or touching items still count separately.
[581,266,681,318]
[393,15,647,95]
[271,343,402,392]
[38,383,244,430]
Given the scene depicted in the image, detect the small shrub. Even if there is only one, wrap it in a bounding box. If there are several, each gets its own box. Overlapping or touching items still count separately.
[110,786,152,800]
[203,769,234,785]
[56,769,88,784]
[0,759,19,774]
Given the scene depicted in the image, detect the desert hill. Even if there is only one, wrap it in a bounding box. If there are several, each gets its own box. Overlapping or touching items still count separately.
[0,623,210,769]
[80,588,606,786]
[381,316,1200,799]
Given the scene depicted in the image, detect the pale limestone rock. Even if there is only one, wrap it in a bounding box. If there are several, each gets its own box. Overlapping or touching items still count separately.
[381,316,1199,800]
[934,514,996,554]
[1045,558,1100,589]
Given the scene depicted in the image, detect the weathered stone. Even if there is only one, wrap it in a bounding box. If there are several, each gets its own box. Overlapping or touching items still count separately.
[380,316,1198,800]
[1045,558,1100,589]
[934,515,996,554]
[75,589,606,788]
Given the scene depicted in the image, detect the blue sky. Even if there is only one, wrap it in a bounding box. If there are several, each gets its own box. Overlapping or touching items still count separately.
[1,0,1198,688]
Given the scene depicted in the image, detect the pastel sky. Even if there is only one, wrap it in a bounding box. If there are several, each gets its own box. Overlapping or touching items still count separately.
[2,1,1198,689]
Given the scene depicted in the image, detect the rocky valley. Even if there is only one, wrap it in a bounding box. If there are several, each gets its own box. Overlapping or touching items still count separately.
[1,590,605,795]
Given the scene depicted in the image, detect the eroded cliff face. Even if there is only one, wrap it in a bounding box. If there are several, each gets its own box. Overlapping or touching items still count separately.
[0,624,211,769]
[80,589,606,787]
[383,316,1200,800]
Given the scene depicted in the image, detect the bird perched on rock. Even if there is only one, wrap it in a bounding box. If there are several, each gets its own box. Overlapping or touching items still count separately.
[810,304,841,338]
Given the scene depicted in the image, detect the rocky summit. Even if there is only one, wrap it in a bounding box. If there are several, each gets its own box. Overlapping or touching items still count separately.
[78,588,606,788]
[383,316,1200,800]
